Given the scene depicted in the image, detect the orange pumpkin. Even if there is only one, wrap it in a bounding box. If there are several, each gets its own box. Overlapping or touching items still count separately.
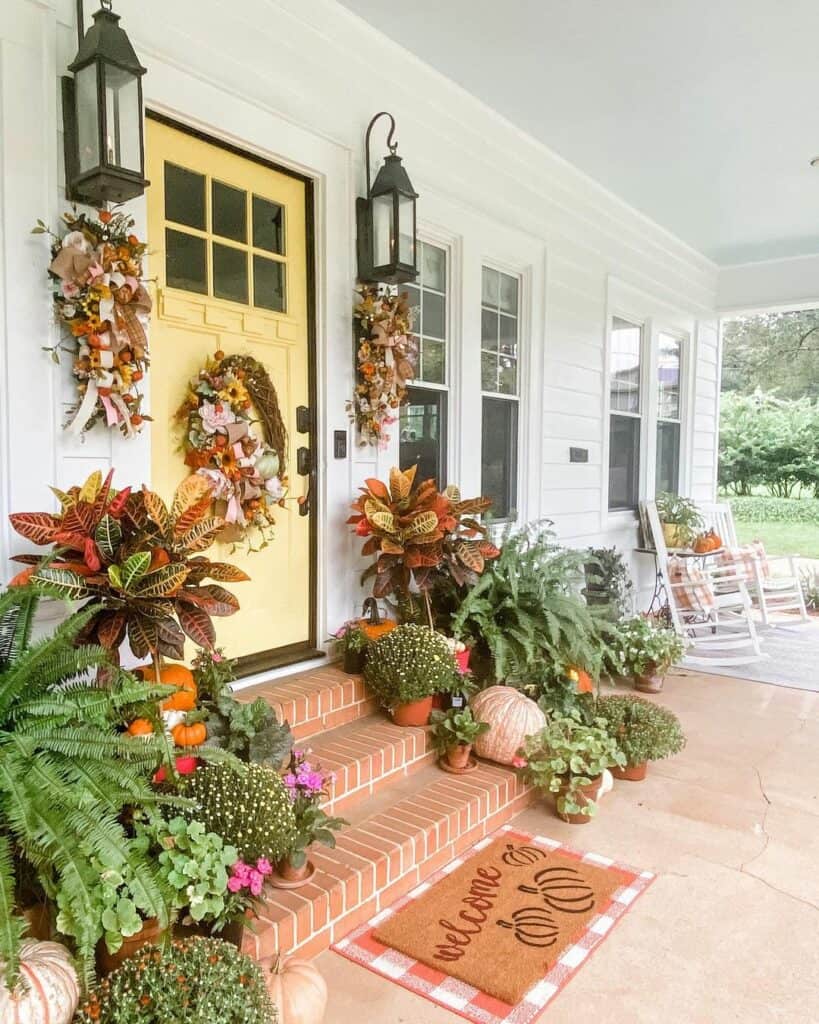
[139,662,198,712]
[264,955,328,1024]
[356,597,396,642]
[693,529,722,553]
[566,666,593,693]
[172,721,207,747]
[127,718,154,736]
[470,686,547,765]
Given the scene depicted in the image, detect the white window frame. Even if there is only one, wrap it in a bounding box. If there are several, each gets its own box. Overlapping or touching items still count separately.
[399,230,458,485]
[603,279,694,528]
[479,259,525,523]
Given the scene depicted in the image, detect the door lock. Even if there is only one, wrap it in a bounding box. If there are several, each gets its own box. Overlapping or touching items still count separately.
[297,446,311,476]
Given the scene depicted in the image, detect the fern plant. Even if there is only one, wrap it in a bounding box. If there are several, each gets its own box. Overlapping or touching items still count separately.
[0,587,175,988]
[450,522,613,687]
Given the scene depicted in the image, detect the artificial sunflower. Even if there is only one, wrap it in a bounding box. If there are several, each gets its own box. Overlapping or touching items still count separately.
[219,380,249,406]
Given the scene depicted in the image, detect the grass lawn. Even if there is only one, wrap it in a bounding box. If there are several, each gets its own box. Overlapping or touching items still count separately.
[735,520,819,559]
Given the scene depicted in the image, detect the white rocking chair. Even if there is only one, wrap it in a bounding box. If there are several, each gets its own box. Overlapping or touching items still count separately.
[699,502,809,626]
[644,501,765,668]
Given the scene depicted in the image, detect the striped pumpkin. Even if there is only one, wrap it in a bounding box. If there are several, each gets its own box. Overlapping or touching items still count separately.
[0,940,79,1024]
[470,686,547,765]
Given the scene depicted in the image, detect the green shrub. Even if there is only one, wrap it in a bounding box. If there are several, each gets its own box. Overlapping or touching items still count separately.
[364,624,456,708]
[604,616,685,677]
[595,695,686,766]
[75,936,276,1023]
[727,495,819,524]
[184,763,296,863]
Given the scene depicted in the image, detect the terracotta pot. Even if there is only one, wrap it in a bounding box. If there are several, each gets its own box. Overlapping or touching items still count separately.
[431,693,445,710]
[97,917,164,975]
[445,743,473,770]
[611,762,648,781]
[277,857,312,883]
[634,663,666,693]
[343,648,366,674]
[555,775,603,825]
[391,696,433,727]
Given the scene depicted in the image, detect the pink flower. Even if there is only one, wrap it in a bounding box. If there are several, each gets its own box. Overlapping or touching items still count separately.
[200,399,236,434]
[61,281,80,299]
[227,875,244,893]
[256,858,273,876]
[231,860,251,882]
[249,870,264,896]
[511,756,527,769]
[212,652,224,663]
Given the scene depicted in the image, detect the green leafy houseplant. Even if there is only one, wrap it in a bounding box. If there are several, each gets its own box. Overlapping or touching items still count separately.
[75,936,276,1024]
[429,707,489,757]
[192,648,293,769]
[595,696,686,770]
[9,470,249,666]
[606,616,686,679]
[655,492,704,547]
[184,763,296,863]
[364,624,457,710]
[137,815,253,933]
[449,522,614,686]
[518,710,625,821]
[0,587,173,987]
[583,547,634,620]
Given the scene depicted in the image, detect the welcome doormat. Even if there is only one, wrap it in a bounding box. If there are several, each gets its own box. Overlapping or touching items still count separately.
[333,825,654,1024]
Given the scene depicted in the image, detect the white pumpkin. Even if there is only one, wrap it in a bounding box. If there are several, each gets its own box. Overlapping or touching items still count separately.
[265,954,327,1024]
[0,939,79,1024]
[471,686,547,765]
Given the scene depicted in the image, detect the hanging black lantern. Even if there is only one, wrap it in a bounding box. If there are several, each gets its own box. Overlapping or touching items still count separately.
[61,1,149,206]
[356,111,418,285]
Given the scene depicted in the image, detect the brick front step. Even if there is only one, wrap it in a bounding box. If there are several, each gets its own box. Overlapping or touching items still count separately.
[242,761,534,963]
[236,666,376,741]
[305,715,434,815]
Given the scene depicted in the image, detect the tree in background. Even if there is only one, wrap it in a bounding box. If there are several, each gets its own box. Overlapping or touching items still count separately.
[719,392,819,497]
[722,310,819,400]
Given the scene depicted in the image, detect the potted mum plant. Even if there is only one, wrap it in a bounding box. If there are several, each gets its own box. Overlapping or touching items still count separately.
[429,707,489,772]
[517,710,625,823]
[273,749,347,887]
[655,492,704,549]
[614,615,686,693]
[595,695,686,781]
[364,624,458,726]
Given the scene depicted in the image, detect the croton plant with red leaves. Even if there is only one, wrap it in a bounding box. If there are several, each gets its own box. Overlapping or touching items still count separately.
[347,465,499,601]
[9,471,248,661]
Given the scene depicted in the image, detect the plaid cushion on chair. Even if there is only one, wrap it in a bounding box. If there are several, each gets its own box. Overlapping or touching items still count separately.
[716,542,770,581]
[668,556,716,613]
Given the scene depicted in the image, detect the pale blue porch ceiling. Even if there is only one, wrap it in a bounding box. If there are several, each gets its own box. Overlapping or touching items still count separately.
[337,0,819,265]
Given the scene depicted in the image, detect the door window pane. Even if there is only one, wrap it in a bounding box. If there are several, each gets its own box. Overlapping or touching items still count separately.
[165,229,207,294]
[658,333,681,420]
[253,255,285,312]
[212,181,247,243]
[481,397,518,520]
[481,309,499,352]
[657,420,681,495]
[482,267,520,396]
[499,273,518,315]
[498,358,517,395]
[252,195,285,254]
[481,352,498,391]
[399,387,447,486]
[610,317,642,414]
[499,314,518,359]
[164,163,206,230]
[608,414,641,511]
[212,243,248,304]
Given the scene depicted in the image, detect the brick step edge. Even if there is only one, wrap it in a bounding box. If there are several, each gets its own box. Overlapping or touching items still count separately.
[236,666,376,740]
[242,763,534,962]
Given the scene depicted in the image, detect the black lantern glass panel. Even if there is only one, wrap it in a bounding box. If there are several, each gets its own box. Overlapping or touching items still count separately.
[63,2,149,206]
[356,112,418,285]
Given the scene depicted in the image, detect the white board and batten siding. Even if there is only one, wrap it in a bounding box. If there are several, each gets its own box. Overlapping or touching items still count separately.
[1,0,720,662]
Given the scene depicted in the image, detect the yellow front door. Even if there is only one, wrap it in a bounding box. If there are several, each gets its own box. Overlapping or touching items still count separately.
[146,116,314,670]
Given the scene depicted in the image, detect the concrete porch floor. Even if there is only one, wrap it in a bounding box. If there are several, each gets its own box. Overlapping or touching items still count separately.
[315,671,819,1023]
